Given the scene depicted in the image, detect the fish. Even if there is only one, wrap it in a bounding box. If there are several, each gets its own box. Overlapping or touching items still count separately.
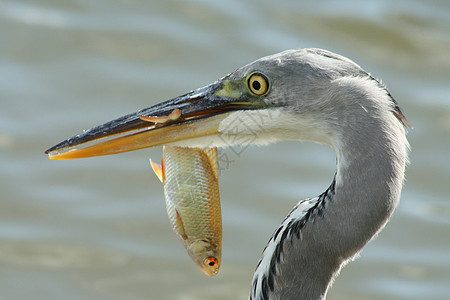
[150,145,222,276]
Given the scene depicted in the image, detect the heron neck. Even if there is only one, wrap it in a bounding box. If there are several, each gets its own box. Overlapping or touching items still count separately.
[333,109,408,229]
[316,102,409,296]
[251,97,408,300]
[293,118,407,299]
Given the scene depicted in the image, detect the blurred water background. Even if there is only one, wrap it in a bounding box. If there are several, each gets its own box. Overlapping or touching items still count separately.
[1,0,449,299]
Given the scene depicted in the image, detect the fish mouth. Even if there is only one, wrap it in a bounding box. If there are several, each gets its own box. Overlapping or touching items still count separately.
[45,79,270,160]
[188,241,222,277]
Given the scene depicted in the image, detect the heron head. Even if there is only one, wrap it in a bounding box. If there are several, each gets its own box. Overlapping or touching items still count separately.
[45,49,382,159]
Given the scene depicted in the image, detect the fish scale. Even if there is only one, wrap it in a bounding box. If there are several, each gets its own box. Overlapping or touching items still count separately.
[152,146,222,276]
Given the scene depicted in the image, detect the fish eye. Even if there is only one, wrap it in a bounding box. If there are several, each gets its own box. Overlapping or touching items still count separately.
[247,72,270,96]
[205,257,218,267]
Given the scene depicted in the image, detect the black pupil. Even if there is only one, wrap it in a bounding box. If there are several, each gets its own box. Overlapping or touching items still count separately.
[209,261,215,266]
[252,80,261,91]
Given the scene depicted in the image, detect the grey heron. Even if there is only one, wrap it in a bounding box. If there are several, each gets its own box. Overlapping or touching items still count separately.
[45,48,410,299]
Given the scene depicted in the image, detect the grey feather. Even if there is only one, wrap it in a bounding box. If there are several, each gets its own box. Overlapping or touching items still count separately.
[222,49,411,300]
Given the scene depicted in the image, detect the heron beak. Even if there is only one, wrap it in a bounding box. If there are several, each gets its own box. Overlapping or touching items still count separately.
[45,79,268,160]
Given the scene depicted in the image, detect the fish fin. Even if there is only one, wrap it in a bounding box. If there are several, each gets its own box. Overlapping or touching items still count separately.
[175,209,188,240]
[149,159,164,183]
[139,108,182,124]
[203,147,219,180]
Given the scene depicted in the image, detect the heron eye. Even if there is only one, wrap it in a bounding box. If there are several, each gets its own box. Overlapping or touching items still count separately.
[205,257,218,267]
[247,72,270,96]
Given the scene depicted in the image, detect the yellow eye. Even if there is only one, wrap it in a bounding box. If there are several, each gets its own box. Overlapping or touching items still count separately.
[247,72,270,96]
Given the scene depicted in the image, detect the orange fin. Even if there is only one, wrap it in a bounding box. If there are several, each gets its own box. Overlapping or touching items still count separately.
[175,209,188,240]
[139,108,182,124]
[149,159,164,183]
